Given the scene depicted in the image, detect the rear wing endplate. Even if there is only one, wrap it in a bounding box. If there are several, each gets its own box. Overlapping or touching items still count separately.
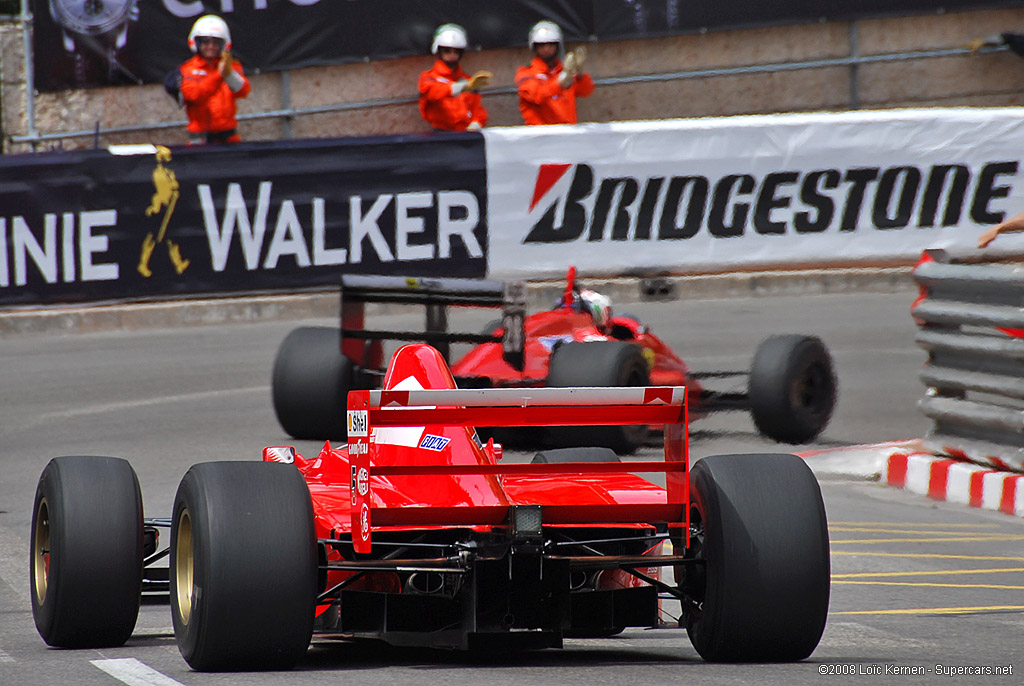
[339,275,527,371]
[346,386,688,553]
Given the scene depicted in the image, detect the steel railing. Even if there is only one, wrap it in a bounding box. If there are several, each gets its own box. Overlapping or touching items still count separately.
[3,14,1010,150]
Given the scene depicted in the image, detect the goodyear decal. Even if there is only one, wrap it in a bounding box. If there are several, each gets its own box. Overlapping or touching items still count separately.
[419,434,450,451]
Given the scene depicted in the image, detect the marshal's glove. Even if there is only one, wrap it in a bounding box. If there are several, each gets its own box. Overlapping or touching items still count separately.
[965,34,1004,53]
[219,50,245,92]
[219,51,234,79]
[564,46,587,76]
[563,51,577,76]
[465,70,493,92]
[571,45,587,72]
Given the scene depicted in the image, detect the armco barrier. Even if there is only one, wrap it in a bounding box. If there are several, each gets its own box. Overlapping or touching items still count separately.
[912,251,1024,472]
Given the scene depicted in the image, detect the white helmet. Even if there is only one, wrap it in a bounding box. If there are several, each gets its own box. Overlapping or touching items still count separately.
[529,20,563,49]
[188,15,231,53]
[432,23,468,54]
[578,289,612,332]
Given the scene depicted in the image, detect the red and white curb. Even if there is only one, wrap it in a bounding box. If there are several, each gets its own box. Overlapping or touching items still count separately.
[885,451,1024,518]
[801,439,1024,519]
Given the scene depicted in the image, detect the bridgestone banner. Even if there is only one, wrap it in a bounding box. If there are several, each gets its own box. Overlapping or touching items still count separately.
[0,133,487,306]
[32,0,1020,91]
[481,109,1024,279]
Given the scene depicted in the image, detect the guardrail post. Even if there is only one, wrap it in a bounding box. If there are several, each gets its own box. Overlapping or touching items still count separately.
[848,21,860,110]
[280,70,293,140]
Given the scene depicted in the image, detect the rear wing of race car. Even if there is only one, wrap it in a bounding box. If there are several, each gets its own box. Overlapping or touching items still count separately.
[346,386,688,553]
[338,275,527,372]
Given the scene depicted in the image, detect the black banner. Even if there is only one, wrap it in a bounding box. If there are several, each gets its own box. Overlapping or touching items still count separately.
[33,1,1022,91]
[0,132,487,305]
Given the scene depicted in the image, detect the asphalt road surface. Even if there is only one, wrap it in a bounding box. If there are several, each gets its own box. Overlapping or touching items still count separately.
[2,290,1022,685]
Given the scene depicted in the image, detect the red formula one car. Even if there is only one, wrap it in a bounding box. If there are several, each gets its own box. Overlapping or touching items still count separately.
[31,343,830,670]
[272,269,836,451]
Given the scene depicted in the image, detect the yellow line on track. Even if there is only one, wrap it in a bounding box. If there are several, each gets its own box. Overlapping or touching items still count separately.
[833,568,1024,579]
[831,526,1009,534]
[831,535,1024,544]
[833,580,1024,590]
[831,552,1024,562]
[833,605,1024,616]
[831,522,1001,528]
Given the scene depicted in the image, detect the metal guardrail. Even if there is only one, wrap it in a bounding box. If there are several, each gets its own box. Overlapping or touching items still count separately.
[912,250,1024,472]
[5,32,1009,148]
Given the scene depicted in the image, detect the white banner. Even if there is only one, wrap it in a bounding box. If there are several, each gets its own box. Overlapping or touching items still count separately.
[482,109,1024,279]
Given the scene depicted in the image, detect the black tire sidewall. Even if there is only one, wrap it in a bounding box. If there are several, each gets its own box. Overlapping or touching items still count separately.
[749,335,836,444]
[545,341,650,453]
[685,453,830,662]
[31,456,143,648]
[171,461,317,671]
[272,327,353,441]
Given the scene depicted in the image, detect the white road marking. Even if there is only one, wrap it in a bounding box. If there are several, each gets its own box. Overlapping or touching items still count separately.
[4,386,268,436]
[91,658,186,686]
[0,648,14,663]
[816,621,938,649]
[38,386,267,422]
[130,627,175,638]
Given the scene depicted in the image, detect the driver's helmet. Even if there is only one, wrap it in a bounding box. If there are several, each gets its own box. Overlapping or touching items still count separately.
[578,288,612,332]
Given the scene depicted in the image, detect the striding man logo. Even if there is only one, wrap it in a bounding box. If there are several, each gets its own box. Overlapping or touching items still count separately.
[138,145,189,277]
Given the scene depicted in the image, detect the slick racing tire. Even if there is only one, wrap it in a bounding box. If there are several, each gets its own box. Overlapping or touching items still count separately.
[546,341,650,454]
[272,326,353,440]
[31,456,143,648]
[748,334,836,444]
[531,447,621,463]
[171,461,317,671]
[682,454,830,662]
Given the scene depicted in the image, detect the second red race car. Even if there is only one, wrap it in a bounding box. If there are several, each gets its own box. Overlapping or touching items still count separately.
[272,268,836,451]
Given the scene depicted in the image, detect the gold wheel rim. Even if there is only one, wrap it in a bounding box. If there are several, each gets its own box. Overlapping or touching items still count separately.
[175,509,194,625]
[33,498,50,605]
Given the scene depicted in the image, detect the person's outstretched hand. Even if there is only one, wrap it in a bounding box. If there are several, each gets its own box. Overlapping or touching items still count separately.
[978,225,1002,248]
